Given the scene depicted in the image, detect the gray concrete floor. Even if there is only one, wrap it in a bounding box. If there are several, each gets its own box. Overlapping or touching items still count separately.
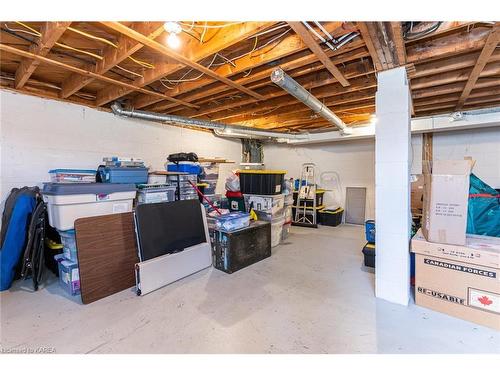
[1,224,499,354]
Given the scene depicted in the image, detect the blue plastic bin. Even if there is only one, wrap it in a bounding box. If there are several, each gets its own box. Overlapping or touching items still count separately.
[58,229,78,262]
[365,220,375,243]
[212,212,250,231]
[98,166,148,184]
[167,162,201,175]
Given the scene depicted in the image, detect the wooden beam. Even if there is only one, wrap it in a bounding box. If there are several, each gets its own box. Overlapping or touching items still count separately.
[389,22,407,66]
[412,62,500,89]
[403,22,474,42]
[14,22,71,89]
[287,22,350,87]
[60,22,165,98]
[129,22,274,109]
[208,62,375,121]
[150,38,365,113]
[455,24,500,110]
[412,78,500,99]
[358,22,407,70]
[357,22,383,71]
[1,44,199,109]
[100,22,266,102]
[413,50,500,79]
[174,72,376,121]
[406,26,491,64]
[223,96,376,126]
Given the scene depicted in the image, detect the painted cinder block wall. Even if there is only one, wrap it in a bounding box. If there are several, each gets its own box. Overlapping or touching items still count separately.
[2,90,500,216]
[264,128,500,221]
[0,90,242,203]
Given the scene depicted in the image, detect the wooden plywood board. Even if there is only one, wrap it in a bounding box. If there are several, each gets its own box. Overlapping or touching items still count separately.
[74,212,139,304]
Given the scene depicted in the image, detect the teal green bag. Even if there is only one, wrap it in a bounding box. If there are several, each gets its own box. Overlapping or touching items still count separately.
[467,174,500,237]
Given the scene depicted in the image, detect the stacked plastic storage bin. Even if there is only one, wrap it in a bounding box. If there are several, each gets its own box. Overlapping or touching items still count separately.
[99,157,148,184]
[199,162,219,195]
[239,170,287,247]
[136,184,176,204]
[42,182,137,296]
[49,169,96,183]
[167,174,198,200]
[282,189,294,242]
[56,229,80,296]
[245,193,286,247]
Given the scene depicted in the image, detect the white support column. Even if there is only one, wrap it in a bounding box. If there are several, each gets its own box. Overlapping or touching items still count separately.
[375,67,411,306]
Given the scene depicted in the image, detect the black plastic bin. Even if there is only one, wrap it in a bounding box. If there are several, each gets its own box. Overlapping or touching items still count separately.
[362,242,375,268]
[319,208,344,226]
[238,170,286,195]
[292,189,325,207]
[210,221,271,274]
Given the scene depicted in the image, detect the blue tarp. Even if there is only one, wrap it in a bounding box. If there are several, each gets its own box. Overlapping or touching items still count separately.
[467,173,500,237]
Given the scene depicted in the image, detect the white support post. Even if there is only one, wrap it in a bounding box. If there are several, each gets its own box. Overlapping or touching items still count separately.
[375,67,412,306]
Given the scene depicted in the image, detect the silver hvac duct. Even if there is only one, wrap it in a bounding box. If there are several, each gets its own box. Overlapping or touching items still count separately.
[110,102,309,141]
[270,68,351,135]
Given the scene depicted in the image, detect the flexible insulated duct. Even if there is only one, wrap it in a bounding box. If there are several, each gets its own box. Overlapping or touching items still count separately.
[110,102,309,141]
[270,68,351,135]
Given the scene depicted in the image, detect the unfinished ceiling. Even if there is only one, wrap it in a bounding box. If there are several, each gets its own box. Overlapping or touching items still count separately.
[1,21,499,132]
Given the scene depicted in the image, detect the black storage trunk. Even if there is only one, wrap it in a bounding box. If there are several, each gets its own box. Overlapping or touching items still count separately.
[362,242,375,268]
[319,208,344,227]
[210,221,271,274]
[292,190,325,207]
[238,170,286,195]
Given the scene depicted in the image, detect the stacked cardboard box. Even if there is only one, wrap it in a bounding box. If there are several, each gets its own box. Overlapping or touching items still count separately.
[412,230,500,330]
[413,159,500,330]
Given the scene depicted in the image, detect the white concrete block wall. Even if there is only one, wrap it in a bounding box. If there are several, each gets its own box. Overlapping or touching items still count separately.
[0,91,242,204]
[374,67,411,306]
[264,139,376,219]
[433,127,500,188]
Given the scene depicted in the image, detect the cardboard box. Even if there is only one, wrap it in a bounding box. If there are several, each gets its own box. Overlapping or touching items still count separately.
[422,160,474,245]
[411,174,424,216]
[412,229,500,269]
[412,233,500,330]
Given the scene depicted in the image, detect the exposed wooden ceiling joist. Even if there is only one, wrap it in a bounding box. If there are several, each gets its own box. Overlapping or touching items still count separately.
[60,22,165,98]
[287,22,350,87]
[0,43,199,109]
[99,21,266,103]
[455,24,500,110]
[149,22,352,112]
[1,21,499,133]
[129,22,274,109]
[14,21,71,89]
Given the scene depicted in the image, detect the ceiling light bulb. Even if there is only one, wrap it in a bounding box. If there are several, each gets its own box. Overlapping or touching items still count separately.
[164,21,181,34]
[167,33,181,49]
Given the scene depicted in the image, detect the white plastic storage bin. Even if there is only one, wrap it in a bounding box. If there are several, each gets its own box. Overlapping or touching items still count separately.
[285,206,293,223]
[58,229,78,262]
[255,207,286,222]
[271,218,285,247]
[245,194,285,214]
[42,183,136,231]
[281,222,292,242]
